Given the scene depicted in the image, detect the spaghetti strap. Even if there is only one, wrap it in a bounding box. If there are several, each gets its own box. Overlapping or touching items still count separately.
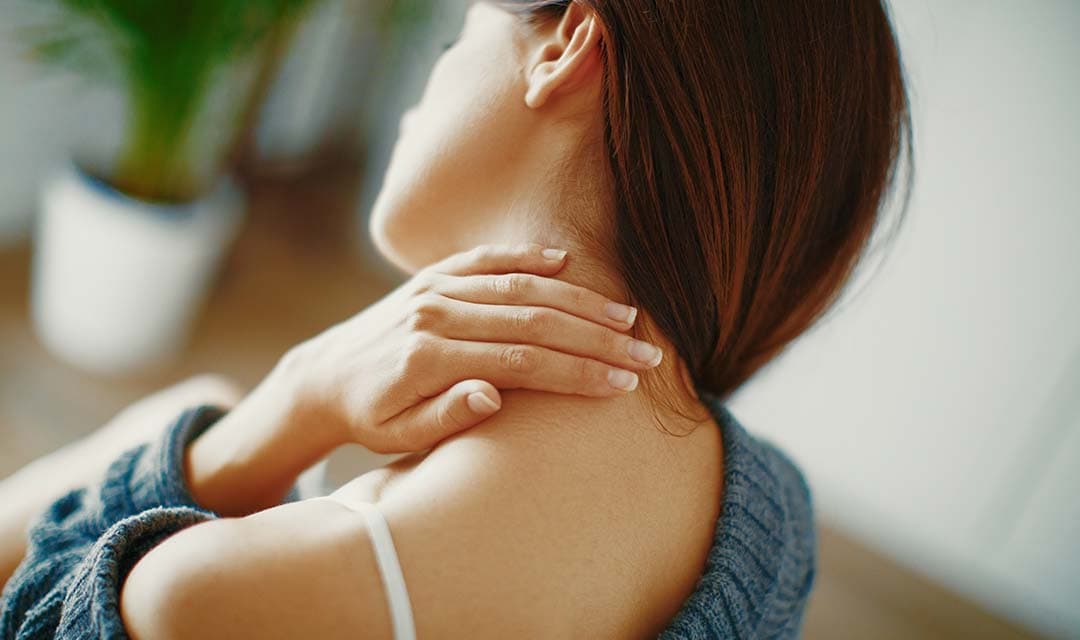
[356,502,417,640]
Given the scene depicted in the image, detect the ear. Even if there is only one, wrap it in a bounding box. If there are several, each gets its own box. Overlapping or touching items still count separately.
[524,3,603,110]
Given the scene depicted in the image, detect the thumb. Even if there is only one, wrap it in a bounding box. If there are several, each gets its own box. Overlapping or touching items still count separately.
[384,380,502,452]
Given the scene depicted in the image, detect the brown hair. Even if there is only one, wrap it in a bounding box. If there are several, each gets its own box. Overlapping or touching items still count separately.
[510,0,912,402]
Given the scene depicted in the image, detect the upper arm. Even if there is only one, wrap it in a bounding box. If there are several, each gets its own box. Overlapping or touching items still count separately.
[120,454,647,640]
[119,461,594,640]
[121,498,395,640]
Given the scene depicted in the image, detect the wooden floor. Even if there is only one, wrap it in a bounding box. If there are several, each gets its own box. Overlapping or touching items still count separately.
[0,168,1040,639]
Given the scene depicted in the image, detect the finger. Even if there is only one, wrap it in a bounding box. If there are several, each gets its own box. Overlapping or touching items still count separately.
[433,298,663,371]
[431,243,568,277]
[380,380,502,452]
[432,273,639,331]
[425,340,641,399]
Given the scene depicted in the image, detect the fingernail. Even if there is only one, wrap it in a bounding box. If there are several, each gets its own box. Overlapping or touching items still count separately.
[542,248,568,261]
[605,303,638,325]
[467,391,500,414]
[607,368,639,391]
[627,340,663,367]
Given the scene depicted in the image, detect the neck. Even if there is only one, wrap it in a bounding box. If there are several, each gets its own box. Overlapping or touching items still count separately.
[482,134,624,303]
[469,172,704,436]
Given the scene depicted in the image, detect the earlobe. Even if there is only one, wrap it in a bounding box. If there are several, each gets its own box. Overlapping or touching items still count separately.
[524,9,603,110]
[524,45,563,109]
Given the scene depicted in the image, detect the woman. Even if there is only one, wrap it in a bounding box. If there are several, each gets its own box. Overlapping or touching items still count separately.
[1,0,909,637]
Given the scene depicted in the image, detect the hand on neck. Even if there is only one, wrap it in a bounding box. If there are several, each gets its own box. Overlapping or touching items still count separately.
[396,111,704,433]
[468,194,705,437]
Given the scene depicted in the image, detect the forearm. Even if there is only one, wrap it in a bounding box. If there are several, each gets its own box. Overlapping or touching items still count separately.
[2,363,337,585]
[0,374,251,588]
[1,408,221,637]
[184,365,344,517]
[0,469,44,587]
[0,437,117,587]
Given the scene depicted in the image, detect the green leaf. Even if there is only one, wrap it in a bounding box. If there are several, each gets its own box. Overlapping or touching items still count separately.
[8,0,320,201]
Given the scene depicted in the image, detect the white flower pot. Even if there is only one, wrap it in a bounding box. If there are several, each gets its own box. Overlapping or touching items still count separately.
[31,165,244,375]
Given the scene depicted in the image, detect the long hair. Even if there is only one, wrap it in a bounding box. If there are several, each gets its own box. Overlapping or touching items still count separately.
[509,0,913,403]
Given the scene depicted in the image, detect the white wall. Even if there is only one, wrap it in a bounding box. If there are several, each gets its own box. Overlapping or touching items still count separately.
[729,1,1080,636]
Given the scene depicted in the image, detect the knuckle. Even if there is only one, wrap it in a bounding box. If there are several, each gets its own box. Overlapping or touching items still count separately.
[436,403,466,434]
[365,437,394,455]
[277,342,314,377]
[510,307,542,336]
[405,293,444,331]
[581,359,610,394]
[572,287,589,308]
[411,270,436,294]
[513,274,535,294]
[494,274,530,299]
[578,356,596,383]
[531,308,557,337]
[278,345,305,370]
[401,333,436,370]
[404,310,424,332]
[601,327,621,353]
[468,244,494,264]
[395,431,422,453]
[520,242,543,257]
[491,275,512,297]
[499,345,539,374]
[375,428,412,455]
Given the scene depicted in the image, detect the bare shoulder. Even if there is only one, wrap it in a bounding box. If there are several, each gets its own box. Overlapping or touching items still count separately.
[121,393,723,640]
[121,498,395,640]
[337,391,724,638]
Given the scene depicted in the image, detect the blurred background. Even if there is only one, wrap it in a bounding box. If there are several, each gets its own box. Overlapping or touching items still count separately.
[0,0,1077,638]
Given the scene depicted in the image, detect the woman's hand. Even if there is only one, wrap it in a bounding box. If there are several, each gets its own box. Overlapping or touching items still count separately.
[279,243,663,454]
[185,243,664,516]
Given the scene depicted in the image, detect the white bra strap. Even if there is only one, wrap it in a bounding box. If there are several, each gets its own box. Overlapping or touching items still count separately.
[357,502,417,640]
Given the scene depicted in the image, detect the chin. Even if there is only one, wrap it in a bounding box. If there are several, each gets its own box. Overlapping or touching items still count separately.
[369,153,443,273]
[371,189,458,275]
[369,207,420,274]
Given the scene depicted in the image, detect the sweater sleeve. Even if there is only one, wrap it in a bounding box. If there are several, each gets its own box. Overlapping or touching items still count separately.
[0,406,226,640]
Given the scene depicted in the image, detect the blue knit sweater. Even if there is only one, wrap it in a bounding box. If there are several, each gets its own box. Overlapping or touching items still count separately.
[0,400,815,638]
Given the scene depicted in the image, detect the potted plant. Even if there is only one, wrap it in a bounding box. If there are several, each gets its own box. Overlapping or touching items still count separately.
[19,0,313,374]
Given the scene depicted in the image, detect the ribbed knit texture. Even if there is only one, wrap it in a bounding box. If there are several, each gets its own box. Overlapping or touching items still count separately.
[0,400,815,639]
[0,406,223,640]
[662,398,817,639]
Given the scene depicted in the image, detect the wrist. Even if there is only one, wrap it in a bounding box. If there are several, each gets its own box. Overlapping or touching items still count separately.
[272,342,350,444]
[184,368,343,516]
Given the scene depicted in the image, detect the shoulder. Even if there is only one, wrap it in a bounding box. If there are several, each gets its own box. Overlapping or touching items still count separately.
[122,393,725,639]
[338,391,726,637]
[120,497,396,640]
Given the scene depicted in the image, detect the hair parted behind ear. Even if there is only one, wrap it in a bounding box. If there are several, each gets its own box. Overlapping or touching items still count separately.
[507,0,913,406]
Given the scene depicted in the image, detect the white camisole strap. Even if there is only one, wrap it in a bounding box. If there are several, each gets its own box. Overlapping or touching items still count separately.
[356,502,417,640]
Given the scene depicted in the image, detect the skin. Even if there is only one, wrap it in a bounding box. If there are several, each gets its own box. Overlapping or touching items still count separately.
[0,376,243,586]
[1,4,725,637]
